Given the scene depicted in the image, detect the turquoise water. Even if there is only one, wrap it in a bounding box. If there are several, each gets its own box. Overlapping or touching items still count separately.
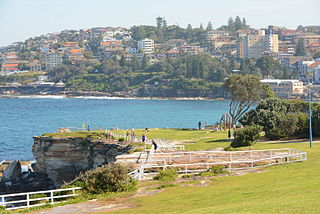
[0,97,229,160]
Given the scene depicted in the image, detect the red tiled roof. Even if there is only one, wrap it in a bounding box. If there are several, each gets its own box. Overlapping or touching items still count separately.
[164,50,179,54]
[4,67,19,71]
[309,62,320,68]
[69,49,80,53]
[2,64,19,67]
[101,41,121,45]
[310,43,320,47]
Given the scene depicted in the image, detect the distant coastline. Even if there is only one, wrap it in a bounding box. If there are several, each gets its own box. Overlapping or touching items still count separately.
[0,94,226,101]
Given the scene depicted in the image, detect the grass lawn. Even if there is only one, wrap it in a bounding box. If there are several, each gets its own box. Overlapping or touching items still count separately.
[105,130,320,214]
[29,129,320,213]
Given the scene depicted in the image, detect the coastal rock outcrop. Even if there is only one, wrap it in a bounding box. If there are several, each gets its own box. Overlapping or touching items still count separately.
[1,160,21,182]
[32,136,131,187]
[0,161,54,194]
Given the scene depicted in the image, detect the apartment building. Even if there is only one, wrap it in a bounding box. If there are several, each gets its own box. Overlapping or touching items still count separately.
[261,79,304,97]
[205,30,229,43]
[238,30,279,59]
[179,45,204,55]
[45,53,62,70]
[137,38,155,54]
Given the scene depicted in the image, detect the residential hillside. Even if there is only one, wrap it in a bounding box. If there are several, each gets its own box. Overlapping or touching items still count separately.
[0,17,320,98]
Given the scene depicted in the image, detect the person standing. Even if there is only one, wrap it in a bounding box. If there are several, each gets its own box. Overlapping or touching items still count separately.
[142,134,146,143]
[198,121,202,129]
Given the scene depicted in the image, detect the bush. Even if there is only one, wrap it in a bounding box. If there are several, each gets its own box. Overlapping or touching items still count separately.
[181,174,192,178]
[231,125,262,148]
[69,163,137,194]
[118,137,125,142]
[197,165,228,177]
[153,169,178,182]
[211,165,228,174]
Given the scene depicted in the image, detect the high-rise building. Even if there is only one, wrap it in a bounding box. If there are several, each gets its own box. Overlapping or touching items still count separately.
[238,30,279,59]
[137,38,155,54]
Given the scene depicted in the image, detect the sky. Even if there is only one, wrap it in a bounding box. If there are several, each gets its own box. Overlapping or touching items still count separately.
[0,0,319,47]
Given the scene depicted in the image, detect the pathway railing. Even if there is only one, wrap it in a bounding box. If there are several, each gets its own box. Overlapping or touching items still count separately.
[0,187,81,210]
[134,148,307,179]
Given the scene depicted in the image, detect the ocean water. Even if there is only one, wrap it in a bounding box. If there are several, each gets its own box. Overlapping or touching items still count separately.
[0,97,229,161]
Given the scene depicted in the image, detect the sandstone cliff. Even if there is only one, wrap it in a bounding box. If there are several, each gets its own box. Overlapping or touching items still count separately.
[32,136,131,187]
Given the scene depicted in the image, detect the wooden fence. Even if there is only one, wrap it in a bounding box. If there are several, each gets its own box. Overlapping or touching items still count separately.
[131,148,307,179]
[0,187,81,210]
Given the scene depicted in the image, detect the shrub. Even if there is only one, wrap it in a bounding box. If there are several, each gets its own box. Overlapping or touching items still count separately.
[197,165,228,177]
[181,174,192,178]
[231,125,262,147]
[118,137,125,142]
[157,184,176,189]
[69,163,137,194]
[153,169,178,182]
[211,165,228,174]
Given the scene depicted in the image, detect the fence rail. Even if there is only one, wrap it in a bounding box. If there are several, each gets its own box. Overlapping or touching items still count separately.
[132,148,307,179]
[0,187,81,210]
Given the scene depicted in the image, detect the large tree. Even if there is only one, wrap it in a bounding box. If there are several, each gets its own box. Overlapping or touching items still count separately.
[294,38,307,56]
[224,74,266,125]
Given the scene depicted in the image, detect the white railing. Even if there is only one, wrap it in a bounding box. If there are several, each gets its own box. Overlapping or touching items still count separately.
[0,160,5,165]
[0,187,81,210]
[135,148,307,179]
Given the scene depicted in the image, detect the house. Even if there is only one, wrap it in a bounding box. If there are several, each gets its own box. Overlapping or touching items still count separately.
[67,49,84,63]
[1,63,19,74]
[261,79,304,98]
[29,60,42,71]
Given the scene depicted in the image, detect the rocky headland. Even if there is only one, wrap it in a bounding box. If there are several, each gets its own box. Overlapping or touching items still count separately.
[31,134,131,187]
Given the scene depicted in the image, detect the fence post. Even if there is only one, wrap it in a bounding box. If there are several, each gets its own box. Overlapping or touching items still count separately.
[72,188,76,195]
[189,153,191,162]
[0,196,4,207]
[229,162,232,173]
[288,149,291,163]
[26,193,30,207]
[185,165,187,174]
[50,190,54,204]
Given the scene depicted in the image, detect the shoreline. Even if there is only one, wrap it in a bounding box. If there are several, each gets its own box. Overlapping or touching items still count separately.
[0,94,226,101]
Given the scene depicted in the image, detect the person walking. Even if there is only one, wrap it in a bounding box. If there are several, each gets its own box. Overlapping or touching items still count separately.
[152,140,158,151]
[142,134,146,143]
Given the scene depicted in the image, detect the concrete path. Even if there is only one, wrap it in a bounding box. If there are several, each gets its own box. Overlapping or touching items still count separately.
[31,199,134,214]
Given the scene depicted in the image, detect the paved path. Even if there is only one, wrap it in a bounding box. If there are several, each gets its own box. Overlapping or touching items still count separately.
[31,199,134,214]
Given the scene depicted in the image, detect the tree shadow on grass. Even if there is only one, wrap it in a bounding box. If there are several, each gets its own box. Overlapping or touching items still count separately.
[205,139,231,143]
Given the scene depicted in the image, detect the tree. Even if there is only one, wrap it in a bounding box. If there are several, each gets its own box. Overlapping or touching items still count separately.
[294,38,307,56]
[256,56,280,77]
[313,51,320,59]
[234,16,242,31]
[156,17,163,28]
[242,17,247,28]
[186,24,193,42]
[199,23,204,31]
[227,17,234,29]
[224,74,264,125]
[141,55,148,70]
[206,22,213,31]
[231,125,262,147]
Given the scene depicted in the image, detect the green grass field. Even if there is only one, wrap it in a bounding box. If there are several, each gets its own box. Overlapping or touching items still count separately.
[106,129,320,214]
[32,129,320,213]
